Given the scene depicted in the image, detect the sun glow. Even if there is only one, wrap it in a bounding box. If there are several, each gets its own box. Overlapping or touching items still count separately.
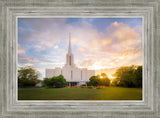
[100,76,103,79]
[88,62,105,70]
[108,75,115,80]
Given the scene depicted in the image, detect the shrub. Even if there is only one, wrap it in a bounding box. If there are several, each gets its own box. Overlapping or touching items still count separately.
[43,75,67,88]
[96,86,106,89]
[87,86,94,89]
[81,86,87,88]
[66,86,71,88]
[80,84,87,88]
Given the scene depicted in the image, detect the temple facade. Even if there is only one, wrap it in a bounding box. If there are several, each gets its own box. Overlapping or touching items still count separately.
[45,33,95,86]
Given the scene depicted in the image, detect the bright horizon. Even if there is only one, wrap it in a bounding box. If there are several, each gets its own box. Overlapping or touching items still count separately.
[18,18,142,79]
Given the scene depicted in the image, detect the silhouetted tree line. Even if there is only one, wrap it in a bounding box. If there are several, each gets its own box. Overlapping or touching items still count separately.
[88,65,142,88]
[111,65,142,88]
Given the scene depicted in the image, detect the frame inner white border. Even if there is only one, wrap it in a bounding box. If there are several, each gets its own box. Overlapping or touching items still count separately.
[16,15,144,103]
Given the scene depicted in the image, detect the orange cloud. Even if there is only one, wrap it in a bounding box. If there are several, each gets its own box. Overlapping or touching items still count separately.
[102,38,112,45]
[78,47,85,52]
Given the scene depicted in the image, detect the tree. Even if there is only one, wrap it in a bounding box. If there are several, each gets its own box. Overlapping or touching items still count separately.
[112,65,142,88]
[101,73,108,78]
[43,75,67,88]
[43,78,53,87]
[18,66,40,87]
[99,73,110,86]
[88,73,110,86]
[132,66,142,88]
[111,78,120,86]
[88,76,100,86]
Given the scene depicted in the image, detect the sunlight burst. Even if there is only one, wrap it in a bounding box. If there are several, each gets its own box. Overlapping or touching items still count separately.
[108,75,115,80]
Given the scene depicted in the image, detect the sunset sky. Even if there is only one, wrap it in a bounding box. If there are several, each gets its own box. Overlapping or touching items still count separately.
[18,18,142,78]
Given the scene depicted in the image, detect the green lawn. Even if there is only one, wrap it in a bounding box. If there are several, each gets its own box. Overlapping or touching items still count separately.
[18,87,142,100]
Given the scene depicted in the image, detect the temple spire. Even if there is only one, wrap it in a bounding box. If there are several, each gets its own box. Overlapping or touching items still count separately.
[68,32,72,53]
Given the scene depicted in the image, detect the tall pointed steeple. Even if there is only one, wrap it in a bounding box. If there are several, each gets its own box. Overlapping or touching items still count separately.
[68,32,72,53]
[66,32,74,66]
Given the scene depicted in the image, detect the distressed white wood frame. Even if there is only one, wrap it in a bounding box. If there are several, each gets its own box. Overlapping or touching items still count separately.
[0,0,159,118]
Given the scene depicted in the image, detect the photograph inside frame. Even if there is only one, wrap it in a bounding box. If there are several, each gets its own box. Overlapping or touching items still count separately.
[17,17,142,100]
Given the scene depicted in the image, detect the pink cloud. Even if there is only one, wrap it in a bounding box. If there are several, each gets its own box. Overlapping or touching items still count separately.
[80,60,94,68]
[18,44,25,54]
[107,21,141,48]
[18,49,25,54]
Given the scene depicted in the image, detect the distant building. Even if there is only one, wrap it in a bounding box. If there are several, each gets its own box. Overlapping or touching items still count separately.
[45,33,95,86]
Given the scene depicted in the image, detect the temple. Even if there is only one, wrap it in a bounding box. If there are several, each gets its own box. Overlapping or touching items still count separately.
[45,33,95,86]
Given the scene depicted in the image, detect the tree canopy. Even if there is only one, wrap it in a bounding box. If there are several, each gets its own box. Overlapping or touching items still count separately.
[112,65,142,88]
[18,66,40,87]
[88,73,110,86]
[43,75,67,88]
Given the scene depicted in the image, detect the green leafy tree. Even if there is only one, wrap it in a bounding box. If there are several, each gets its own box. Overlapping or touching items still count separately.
[43,78,53,87]
[88,73,110,86]
[43,75,67,88]
[132,66,142,88]
[88,76,100,86]
[112,65,142,88]
[18,66,40,87]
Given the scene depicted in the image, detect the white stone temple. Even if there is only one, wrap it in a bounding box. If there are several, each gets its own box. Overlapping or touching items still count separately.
[45,33,95,86]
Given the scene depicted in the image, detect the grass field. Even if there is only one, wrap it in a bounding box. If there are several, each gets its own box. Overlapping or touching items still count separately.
[18,87,142,100]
